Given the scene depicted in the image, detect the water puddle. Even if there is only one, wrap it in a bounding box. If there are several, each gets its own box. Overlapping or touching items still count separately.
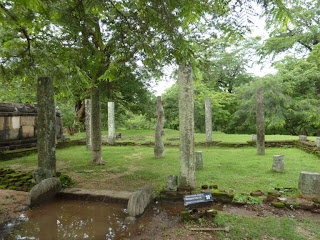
[1,199,130,240]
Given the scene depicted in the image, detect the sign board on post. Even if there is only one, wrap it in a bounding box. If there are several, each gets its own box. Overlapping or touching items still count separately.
[183,192,213,210]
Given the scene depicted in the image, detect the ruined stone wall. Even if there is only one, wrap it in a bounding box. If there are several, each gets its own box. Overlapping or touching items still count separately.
[0,102,63,151]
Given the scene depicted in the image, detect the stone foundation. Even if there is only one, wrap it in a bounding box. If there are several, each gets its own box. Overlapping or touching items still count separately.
[0,102,63,151]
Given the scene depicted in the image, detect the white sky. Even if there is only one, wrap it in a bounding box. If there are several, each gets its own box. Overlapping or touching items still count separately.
[151,5,279,96]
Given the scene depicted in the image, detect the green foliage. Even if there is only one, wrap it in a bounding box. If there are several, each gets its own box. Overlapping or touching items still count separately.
[122,113,156,130]
[163,81,237,132]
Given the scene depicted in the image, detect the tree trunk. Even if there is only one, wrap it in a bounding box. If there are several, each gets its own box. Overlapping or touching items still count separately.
[256,87,265,155]
[90,86,105,165]
[34,77,56,183]
[108,102,115,143]
[205,97,212,143]
[178,65,196,189]
[154,96,165,158]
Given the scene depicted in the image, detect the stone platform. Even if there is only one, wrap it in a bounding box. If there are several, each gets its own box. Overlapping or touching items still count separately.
[57,188,133,204]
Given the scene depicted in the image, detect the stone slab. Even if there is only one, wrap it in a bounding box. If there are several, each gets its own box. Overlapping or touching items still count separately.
[57,188,133,203]
[11,116,21,129]
[27,177,61,207]
[298,171,320,198]
[7,129,20,140]
[0,117,4,131]
[21,126,35,138]
[21,116,35,126]
[127,185,154,217]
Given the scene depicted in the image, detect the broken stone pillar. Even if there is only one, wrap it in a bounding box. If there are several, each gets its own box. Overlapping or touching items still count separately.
[195,151,203,170]
[317,138,320,148]
[165,175,178,191]
[299,135,307,141]
[298,172,320,198]
[85,99,92,151]
[154,96,165,158]
[108,102,115,144]
[90,87,105,165]
[34,77,56,183]
[256,88,265,155]
[272,155,284,173]
[178,65,196,189]
[205,98,212,143]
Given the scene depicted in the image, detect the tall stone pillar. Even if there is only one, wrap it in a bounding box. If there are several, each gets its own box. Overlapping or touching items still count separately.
[256,87,265,155]
[34,77,56,183]
[108,102,115,144]
[85,99,92,150]
[205,97,212,143]
[90,87,105,165]
[154,96,165,158]
[178,65,196,189]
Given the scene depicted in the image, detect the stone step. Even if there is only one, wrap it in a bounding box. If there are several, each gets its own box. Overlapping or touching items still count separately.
[57,188,133,204]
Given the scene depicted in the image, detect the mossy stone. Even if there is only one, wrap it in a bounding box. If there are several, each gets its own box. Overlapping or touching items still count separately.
[268,190,281,197]
[212,190,234,203]
[272,202,285,208]
[0,185,7,189]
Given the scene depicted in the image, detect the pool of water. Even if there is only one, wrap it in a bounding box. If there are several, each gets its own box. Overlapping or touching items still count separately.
[1,199,130,240]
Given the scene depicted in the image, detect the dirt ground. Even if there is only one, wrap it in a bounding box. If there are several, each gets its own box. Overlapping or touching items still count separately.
[0,189,28,224]
[1,189,320,240]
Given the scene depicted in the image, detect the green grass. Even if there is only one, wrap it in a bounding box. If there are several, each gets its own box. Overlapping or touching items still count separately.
[214,213,320,240]
[67,129,319,143]
[1,145,320,194]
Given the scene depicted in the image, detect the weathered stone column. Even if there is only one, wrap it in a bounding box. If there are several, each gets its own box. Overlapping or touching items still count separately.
[85,99,92,151]
[154,96,165,158]
[108,102,115,144]
[317,138,320,148]
[299,135,307,141]
[165,175,178,191]
[256,88,265,155]
[298,171,320,198]
[205,98,212,143]
[90,87,105,165]
[34,77,56,183]
[272,155,284,172]
[251,134,257,142]
[178,65,196,189]
[195,151,203,170]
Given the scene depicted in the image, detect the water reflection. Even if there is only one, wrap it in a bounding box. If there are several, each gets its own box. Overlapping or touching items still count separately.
[3,200,128,240]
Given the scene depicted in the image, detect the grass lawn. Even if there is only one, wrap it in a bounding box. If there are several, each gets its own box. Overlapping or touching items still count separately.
[1,145,320,193]
[1,144,320,239]
[68,129,319,143]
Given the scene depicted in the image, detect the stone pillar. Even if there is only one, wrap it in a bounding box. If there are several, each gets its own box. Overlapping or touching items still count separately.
[195,151,203,170]
[90,87,105,165]
[85,99,92,151]
[256,88,265,155]
[154,96,165,158]
[178,65,196,189]
[165,175,178,191]
[317,138,320,148]
[251,134,257,142]
[299,135,307,141]
[108,102,115,144]
[34,77,56,183]
[205,98,212,143]
[298,172,320,198]
[272,155,284,172]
